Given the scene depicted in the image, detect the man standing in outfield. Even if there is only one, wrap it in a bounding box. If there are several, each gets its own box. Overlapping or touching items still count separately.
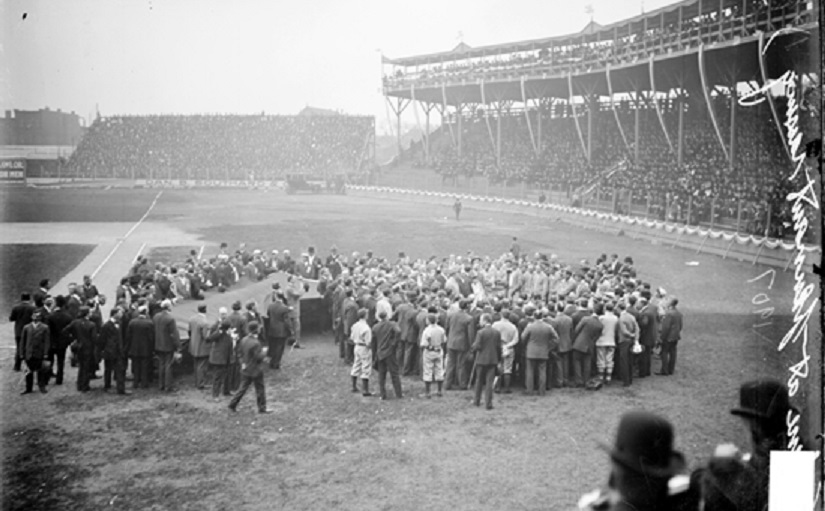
[657,298,682,376]
[188,304,211,389]
[46,296,73,385]
[571,307,602,387]
[63,306,98,392]
[637,297,658,378]
[228,322,271,414]
[100,307,129,395]
[470,313,501,410]
[491,310,518,394]
[126,305,154,389]
[20,310,50,395]
[372,310,403,400]
[153,299,180,392]
[453,197,462,220]
[349,309,373,396]
[616,302,639,387]
[264,292,291,370]
[9,293,35,372]
[392,293,415,373]
[521,309,558,396]
[444,299,475,391]
[419,313,446,398]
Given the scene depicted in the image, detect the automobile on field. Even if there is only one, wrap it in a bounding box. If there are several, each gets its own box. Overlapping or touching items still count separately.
[284,173,347,195]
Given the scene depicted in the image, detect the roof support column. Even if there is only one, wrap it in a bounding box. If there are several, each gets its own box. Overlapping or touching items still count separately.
[698,44,730,161]
[567,73,589,162]
[649,56,676,156]
[520,77,539,156]
[440,83,457,152]
[606,63,633,157]
[386,95,411,160]
[480,81,498,167]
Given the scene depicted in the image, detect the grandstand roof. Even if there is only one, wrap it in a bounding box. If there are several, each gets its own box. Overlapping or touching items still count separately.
[385,0,737,66]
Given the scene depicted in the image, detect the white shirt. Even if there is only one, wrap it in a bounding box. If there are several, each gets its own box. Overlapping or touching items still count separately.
[350,319,372,347]
[376,298,393,320]
[492,319,519,355]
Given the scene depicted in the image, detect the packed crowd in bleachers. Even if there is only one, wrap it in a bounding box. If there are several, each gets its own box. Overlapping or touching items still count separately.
[384,0,809,89]
[67,114,373,180]
[428,96,813,237]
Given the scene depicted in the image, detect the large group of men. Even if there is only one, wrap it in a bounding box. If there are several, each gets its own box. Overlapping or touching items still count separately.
[11,238,810,511]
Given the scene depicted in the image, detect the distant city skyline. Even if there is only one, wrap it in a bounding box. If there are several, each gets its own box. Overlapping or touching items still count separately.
[3,0,678,133]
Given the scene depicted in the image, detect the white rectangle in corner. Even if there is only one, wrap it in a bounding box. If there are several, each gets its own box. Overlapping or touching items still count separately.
[769,450,818,511]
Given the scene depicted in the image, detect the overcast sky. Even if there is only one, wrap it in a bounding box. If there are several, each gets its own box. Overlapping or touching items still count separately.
[2,0,678,131]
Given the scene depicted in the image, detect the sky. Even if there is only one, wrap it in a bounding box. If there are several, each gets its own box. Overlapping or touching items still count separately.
[2,0,679,133]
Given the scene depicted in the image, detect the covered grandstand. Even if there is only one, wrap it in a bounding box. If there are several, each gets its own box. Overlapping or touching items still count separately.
[381,0,820,239]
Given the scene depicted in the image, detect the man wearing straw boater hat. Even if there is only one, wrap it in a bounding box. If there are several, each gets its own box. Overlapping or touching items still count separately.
[578,410,691,510]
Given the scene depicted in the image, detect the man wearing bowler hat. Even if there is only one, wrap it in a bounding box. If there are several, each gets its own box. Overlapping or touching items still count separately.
[694,379,796,511]
[578,410,691,510]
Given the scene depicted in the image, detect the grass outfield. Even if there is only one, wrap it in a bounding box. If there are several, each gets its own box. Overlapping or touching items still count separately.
[0,187,159,223]
[0,244,95,312]
[1,186,817,511]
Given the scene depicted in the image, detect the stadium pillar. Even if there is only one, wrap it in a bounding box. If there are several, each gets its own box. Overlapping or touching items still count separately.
[386,96,411,161]
[687,196,693,226]
[457,104,463,158]
[634,93,641,166]
[586,95,594,164]
[698,44,730,161]
[495,104,502,169]
[728,83,737,174]
[606,64,632,158]
[736,199,742,233]
[677,93,685,169]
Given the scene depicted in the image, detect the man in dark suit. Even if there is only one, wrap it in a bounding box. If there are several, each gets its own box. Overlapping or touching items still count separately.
[62,306,98,392]
[265,293,291,369]
[400,294,421,376]
[392,295,415,372]
[126,305,154,389]
[99,307,129,395]
[658,298,683,375]
[153,299,180,392]
[521,310,558,396]
[444,300,475,390]
[372,310,403,400]
[46,295,73,385]
[571,309,602,387]
[552,303,574,387]
[20,310,50,394]
[206,321,234,399]
[33,279,51,309]
[228,322,271,414]
[9,293,35,372]
[188,304,211,388]
[341,290,359,364]
[470,313,501,410]
[81,275,100,302]
[637,298,659,377]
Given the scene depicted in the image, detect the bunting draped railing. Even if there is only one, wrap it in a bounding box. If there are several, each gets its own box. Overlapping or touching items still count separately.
[346,184,820,255]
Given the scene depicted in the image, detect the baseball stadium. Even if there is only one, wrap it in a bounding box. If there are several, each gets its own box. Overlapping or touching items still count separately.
[1,1,821,510]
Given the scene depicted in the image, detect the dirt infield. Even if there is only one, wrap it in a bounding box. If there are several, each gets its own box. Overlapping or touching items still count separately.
[0,186,818,511]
